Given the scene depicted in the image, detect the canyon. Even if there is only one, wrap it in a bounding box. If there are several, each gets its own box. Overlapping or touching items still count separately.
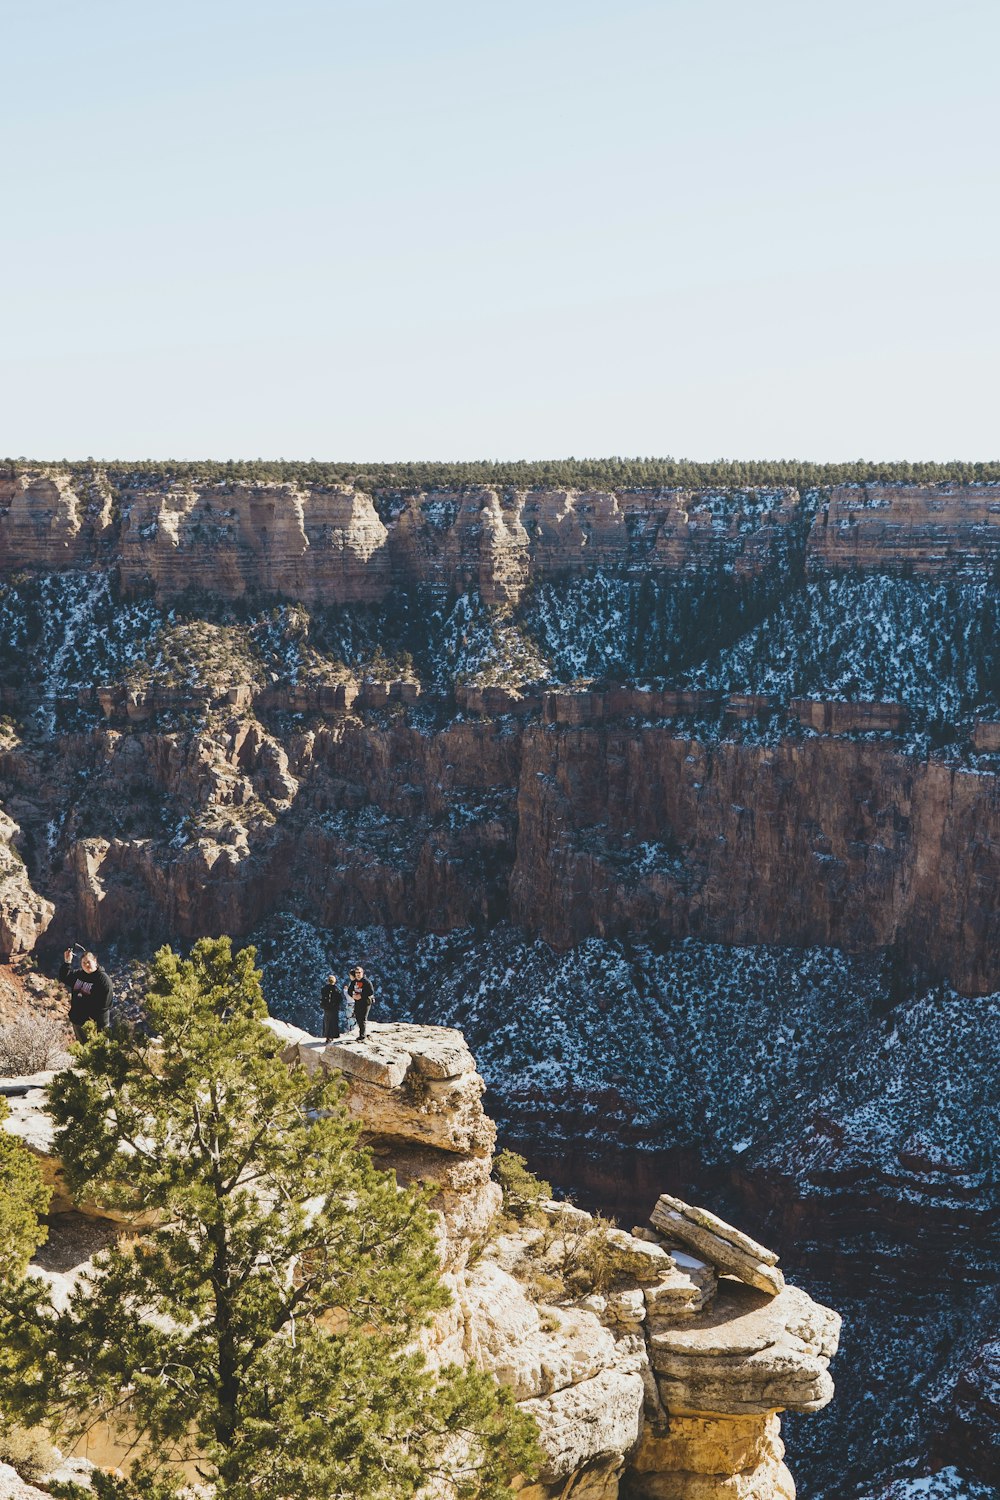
[2,469,1000,1497]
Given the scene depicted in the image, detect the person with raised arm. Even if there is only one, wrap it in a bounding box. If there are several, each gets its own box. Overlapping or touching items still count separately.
[58,946,113,1042]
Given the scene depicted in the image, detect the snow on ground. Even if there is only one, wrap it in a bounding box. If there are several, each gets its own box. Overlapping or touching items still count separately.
[855,1468,999,1499]
[685,575,1000,729]
[251,918,996,1169]
[5,567,1000,748]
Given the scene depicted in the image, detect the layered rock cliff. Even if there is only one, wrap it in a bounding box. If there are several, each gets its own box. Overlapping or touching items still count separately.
[6,471,1000,606]
[2,472,803,605]
[7,708,1000,994]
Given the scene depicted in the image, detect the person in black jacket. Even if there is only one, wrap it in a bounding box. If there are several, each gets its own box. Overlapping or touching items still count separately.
[320,973,341,1042]
[59,947,113,1042]
[345,966,375,1042]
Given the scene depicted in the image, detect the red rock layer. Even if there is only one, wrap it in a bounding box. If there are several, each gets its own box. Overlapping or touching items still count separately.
[509,727,1000,994]
[808,483,1000,575]
[10,474,1000,600]
[8,713,1000,994]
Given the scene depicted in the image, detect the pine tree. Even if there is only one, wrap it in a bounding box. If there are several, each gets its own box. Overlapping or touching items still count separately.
[0,1094,51,1286]
[0,1093,51,1404]
[3,937,538,1499]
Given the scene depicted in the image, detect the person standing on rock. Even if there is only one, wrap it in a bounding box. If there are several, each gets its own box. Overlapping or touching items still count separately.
[59,946,113,1042]
[320,973,342,1042]
[345,965,375,1042]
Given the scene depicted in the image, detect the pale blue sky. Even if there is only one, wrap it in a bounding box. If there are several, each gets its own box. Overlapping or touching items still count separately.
[2,0,997,461]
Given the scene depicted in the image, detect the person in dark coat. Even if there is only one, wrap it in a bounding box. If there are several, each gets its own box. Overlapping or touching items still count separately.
[320,973,341,1042]
[59,947,113,1042]
[345,966,375,1042]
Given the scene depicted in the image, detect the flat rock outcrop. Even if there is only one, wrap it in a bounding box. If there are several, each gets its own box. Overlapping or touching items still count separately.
[647,1282,838,1416]
[5,1021,839,1499]
[267,1018,496,1159]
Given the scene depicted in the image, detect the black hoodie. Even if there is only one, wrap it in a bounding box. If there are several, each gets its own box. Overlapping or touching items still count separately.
[58,962,113,1028]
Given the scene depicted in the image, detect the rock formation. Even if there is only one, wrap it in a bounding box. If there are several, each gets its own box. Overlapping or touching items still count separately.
[0,472,113,572]
[118,482,391,604]
[0,812,52,957]
[11,704,1000,992]
[1,472,804,604]
[4,466,999,1496]
[2,1021,839,1498]
[7,471,1000,604]
[808,484,1000,576]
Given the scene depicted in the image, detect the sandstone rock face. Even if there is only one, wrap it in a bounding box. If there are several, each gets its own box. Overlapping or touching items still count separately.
[8,1023,838,1499]
[119,482,391,603]
[0,471,112,570]
[807,483,1000,576]
[627,1418,794,1500]
[1,474,802,604]
[648,1281,838,1416]
[519,1363,646,1487]
[14,699,1000,994]
[462,1261,617,1400]
[7,472,1000,606]
[268,1019,496,1159]
[0,812,53,957]
[509,725,1000,995]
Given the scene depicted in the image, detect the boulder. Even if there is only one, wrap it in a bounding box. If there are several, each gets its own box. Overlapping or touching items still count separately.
[650,1195,784,1297]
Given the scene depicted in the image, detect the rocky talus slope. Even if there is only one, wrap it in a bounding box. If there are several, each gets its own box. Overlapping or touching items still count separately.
[2,1021,838,1499]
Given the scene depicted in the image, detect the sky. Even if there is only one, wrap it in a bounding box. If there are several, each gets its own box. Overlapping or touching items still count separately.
[1,0,998,462]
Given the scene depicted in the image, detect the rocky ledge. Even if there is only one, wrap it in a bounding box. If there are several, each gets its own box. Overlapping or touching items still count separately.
[3,1022,840,1498]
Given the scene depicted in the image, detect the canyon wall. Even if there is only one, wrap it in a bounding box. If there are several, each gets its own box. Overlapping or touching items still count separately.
[510,725,1000,991]
[6,710,1000,992]
[2,469,998,1496]
[809,484,1000,576]
[5,473,801,604]
[6,471,1000,603]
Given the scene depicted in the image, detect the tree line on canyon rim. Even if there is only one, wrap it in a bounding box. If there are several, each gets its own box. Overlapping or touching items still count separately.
[5,456,1000,491]
[0,937,539,1500]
